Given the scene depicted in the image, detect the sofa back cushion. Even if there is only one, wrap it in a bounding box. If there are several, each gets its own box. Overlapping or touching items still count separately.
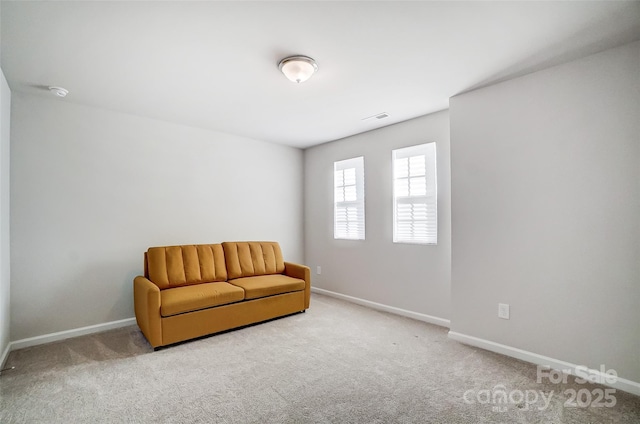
[146,244,227,290]
[222,241,285,279]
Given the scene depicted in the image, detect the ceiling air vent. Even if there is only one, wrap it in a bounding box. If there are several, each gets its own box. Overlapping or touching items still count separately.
[362,112,390,122]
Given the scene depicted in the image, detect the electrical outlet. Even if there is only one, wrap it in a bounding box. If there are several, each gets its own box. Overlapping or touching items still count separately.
[316,266,321,275]
[498,303,510,320]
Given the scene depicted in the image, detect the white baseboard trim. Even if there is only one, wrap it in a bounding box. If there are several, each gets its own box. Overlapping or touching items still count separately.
[0,342,11,370]
[311,286,450,328]
[9,317,137,352]
[448,331,640,397]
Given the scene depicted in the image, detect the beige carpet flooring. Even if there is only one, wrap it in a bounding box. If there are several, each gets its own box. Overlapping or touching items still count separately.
[1,293,639,423]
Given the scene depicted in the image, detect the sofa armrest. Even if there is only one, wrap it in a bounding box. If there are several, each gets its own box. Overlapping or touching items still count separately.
[133,276,162,348]
[284,262,311,309]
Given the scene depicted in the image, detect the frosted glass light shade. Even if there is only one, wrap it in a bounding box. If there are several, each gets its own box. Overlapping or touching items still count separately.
[278,56,318,83]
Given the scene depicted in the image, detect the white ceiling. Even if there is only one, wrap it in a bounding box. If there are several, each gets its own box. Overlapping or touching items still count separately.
[2,1,639,149]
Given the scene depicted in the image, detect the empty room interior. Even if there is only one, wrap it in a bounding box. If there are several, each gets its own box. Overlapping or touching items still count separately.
[0,1,639,423]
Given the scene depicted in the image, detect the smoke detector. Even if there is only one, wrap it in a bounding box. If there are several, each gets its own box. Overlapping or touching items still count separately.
[49,86,69,98]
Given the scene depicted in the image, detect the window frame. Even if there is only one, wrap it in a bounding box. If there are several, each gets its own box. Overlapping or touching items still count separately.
[392,143,437,245]
[334,156,365,240]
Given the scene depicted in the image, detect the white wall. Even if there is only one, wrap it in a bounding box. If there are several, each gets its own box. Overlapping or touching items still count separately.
[305,111,451,321]
[0,68,10,362]
[10,92,304,341]
[450,41,640,382]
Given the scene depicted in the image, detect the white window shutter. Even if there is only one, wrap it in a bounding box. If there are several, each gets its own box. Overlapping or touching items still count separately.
[334,156,365,240]
[393,143,437,244]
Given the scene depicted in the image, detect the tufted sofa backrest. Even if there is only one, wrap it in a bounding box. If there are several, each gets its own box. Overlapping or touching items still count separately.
[145,244,228,290]
[222,241,285,280]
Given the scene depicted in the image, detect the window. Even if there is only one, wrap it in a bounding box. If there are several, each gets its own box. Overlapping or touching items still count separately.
[393,143,437,244]
[334,156,365,240]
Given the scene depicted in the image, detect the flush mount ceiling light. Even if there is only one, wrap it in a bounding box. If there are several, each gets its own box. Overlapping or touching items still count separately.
[49,86,69,97]
[278,55,318,83]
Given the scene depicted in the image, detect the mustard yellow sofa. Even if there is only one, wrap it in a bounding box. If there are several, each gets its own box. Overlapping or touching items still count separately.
[133,241,310,348]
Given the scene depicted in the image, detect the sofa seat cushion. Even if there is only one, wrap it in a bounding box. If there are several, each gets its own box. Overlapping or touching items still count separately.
[160,282,245,317]
[228,274,305,300]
